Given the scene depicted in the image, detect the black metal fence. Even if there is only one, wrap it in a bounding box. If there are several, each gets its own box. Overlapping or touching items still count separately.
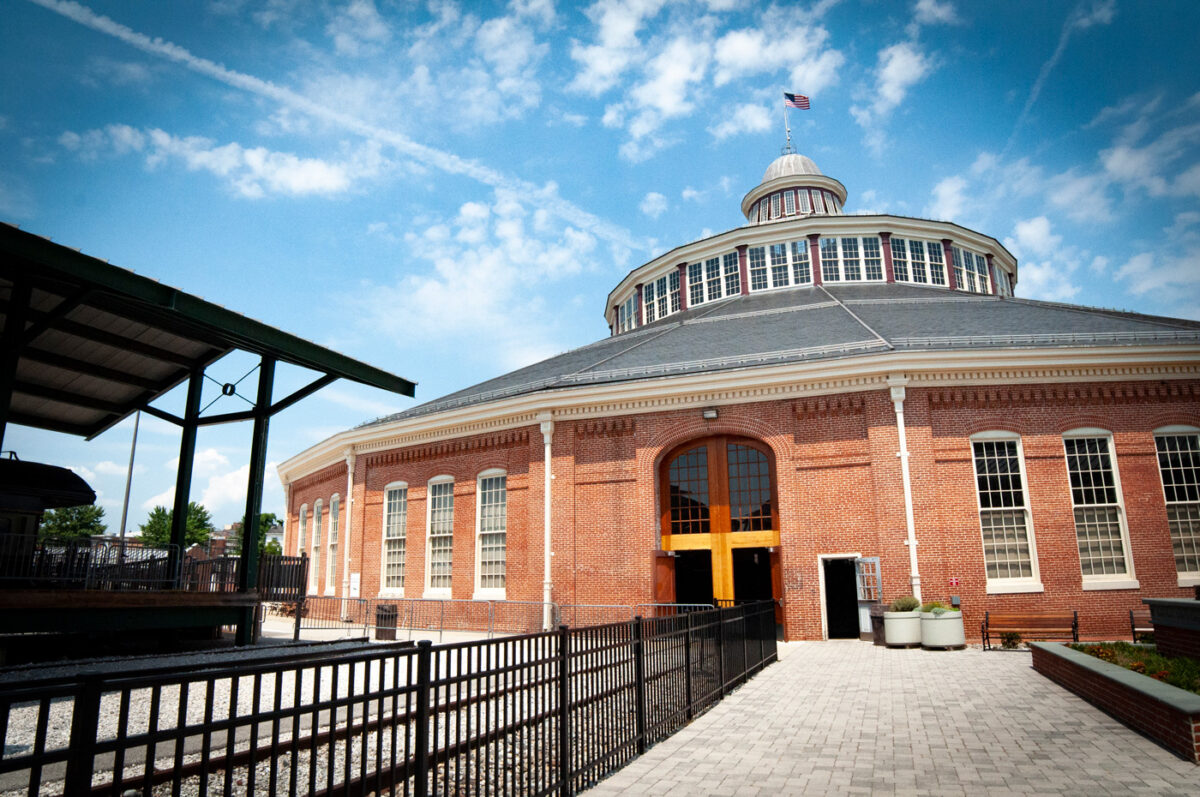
[0,601,776,796]
[0,537,307,600]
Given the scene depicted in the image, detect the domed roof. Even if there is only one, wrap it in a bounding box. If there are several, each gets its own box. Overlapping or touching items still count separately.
[762,153,822,182]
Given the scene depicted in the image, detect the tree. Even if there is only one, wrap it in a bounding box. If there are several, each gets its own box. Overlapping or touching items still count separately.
[39,504,106,541]
[239,512,282,555]
[263,538,283,556]
[138,502,214,547]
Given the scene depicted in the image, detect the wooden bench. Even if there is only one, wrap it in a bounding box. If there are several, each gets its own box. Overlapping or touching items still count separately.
[1129,608,1153,642]
[981,610,1078,650]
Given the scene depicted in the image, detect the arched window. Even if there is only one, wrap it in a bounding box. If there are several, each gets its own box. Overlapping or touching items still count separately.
[426,477,455,594]
[970,431,1041,593]
[1153,425,1200,583]
[1062,428,1137,589]
[659,436,778,603]
[297,504,307,555]
[382,482,408,592]
[311,499,322,593]
[327,494,339,594]
[475,469,508,597]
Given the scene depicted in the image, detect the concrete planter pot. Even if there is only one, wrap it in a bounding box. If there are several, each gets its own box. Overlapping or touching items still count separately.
[921,610,965,650]
[883,611,921,647]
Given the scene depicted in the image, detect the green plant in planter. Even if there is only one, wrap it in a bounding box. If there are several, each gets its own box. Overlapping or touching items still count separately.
[1001,632,1022,649]
[889,596,920,612]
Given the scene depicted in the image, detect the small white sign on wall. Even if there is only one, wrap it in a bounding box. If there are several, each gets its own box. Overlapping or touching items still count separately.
[349,572,361,598]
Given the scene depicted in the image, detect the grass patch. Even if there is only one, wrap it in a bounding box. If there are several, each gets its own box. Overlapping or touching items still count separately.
[1069,641,1200,696]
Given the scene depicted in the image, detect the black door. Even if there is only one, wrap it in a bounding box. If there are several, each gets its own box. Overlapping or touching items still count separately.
[823,558,859,639]
[674,551,714,605]
[732,547,773,602]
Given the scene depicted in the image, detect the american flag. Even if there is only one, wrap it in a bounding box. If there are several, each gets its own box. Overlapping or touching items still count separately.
[784,92,810,110]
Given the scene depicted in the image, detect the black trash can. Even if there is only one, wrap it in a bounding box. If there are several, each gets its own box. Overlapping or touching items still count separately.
[375,604,398,641]
[869,603,887,646]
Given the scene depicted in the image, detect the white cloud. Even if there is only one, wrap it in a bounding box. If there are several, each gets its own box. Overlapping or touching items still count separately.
[320,388,403,420]
[912,0,960,26]
[924,175,967,220]
[32,0,641,252]
[1115,247,1200,312]
[62,124,395,198]
[94,460,144,476]
[1009,216,1062,258]
[142,486,174,511]
[1017,260,1080,302]
[681,187,703,202]
[342,188,607,373]
[1003,0,1116,155]
[326,0,391,56]
[81,55,154,87]
[850,41,933,154]
[639,191,668,218]
[567,0,669,95]
[708,103,771,140]
[69,464,97,482]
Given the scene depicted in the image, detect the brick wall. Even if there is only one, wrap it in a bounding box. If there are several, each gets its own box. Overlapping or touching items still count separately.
[285,377,1200,641]
[1032,643,1200,763]
[1156,624,1200,661]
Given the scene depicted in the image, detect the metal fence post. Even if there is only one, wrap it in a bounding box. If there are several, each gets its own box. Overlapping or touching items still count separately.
[63,672,103,796]
[632,616,647,755]
[557,624,572,797]
[716,607,726,697]
[414,640,433,797]
[684,612,694,720]
[293,598,303,641]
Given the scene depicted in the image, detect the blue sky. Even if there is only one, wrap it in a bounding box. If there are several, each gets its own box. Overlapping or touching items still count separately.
[3,0,1198,533]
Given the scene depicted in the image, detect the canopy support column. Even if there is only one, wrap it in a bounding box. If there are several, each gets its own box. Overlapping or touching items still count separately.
[0,279,31,451]
[237,356,275,645]
[168,368,204,583]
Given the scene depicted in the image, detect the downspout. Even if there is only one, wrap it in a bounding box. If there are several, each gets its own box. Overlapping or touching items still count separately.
[342,447,355,601]
[539,412,555,630]
[888,375,922,602]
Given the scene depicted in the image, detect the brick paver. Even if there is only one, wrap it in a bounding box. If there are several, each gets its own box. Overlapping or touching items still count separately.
[585,641,1198,795]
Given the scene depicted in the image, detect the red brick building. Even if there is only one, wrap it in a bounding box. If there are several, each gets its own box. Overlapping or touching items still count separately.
[279,153,1200,641]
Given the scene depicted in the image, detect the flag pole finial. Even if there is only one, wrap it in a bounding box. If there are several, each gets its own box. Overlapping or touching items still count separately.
[782,93,794,155]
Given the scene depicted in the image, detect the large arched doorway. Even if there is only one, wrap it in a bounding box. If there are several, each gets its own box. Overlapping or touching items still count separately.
[658,436,781,605]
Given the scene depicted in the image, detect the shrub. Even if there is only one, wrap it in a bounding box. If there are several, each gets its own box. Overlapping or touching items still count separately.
[920,601,947,612]
[1069,642,1200,695]
[889,596,920,612]
[1001,632,1022,649]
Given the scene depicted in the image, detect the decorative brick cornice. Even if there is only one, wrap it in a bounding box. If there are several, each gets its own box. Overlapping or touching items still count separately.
[366,429,530,466]
[795,394,864,418]
[291,462,347,493]
[928,382,1200,409]
[576,417,636,438]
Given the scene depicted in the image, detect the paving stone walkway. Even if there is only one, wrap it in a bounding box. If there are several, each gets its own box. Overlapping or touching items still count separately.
[585,640,1198,796]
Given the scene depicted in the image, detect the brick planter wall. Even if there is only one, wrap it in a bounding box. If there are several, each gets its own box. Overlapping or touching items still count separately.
[1031,642,1200,763]
[1144,599,1200,660]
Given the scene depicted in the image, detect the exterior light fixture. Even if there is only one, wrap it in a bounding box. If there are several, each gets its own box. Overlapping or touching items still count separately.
[702,408,719,420]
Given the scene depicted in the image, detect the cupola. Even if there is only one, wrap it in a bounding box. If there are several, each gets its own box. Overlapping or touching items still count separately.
[740,150,848,225]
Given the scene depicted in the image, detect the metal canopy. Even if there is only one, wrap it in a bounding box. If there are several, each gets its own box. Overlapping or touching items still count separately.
[0,222,415,440]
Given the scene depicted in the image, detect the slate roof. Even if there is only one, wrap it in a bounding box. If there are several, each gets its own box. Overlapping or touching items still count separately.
[362,283,1200,427]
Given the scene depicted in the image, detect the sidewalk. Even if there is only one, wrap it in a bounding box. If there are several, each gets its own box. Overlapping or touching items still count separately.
[586,640,1198,796]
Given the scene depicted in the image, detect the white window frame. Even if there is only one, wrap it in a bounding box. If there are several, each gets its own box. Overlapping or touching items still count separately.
[380,481,408,595]
[970,431,1043,594]
[297,504,307,555]
[770,193,781,219]
[424,476,455,597]
[798,190,811,214]
[1062,428,1139,590]
[310,499,322,594]
[473,468,508,600]
[326,494,339,595]
[1154,425,1200,587]
[784,190,795,216]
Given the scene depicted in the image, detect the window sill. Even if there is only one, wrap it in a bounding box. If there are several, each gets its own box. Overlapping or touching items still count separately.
[324,589,336,597]
[1177,573,1200,588]
[378,588,405,597]
[985,581,1044,595]
[473,588,506,601]
[423,588,452,600]
[1082,578,1140,591]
